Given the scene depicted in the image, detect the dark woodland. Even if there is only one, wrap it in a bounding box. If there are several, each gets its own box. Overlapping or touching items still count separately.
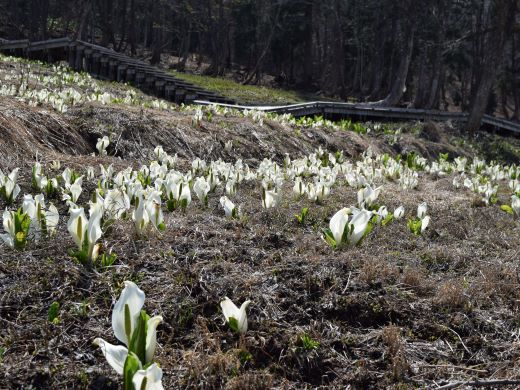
[0,1,519,127]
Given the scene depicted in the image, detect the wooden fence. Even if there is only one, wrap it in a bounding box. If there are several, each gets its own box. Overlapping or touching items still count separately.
[1,37,520,135]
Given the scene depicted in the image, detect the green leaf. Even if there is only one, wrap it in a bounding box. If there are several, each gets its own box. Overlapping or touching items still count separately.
[166,199,175,212]
[48,301,60,323]
[100,252,117,268]
[295,207,309,225]
[322,228,337,249]
[129,310,149,365]
[228,316,239,333]
[381,214,394,226]
[500,205,514,215]
[407,218,422,236]
[123,352,141,390]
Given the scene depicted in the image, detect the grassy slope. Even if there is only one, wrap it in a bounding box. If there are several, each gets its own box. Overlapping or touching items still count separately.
[172,71,323,105]
[1,57,520,389]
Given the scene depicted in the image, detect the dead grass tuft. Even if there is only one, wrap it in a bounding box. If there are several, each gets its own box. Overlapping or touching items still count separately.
[434,279,469,310]
[359,259,399,286]
[381,325,410,381]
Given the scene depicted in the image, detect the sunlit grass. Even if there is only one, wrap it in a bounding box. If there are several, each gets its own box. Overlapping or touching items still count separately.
[171,71,307,105]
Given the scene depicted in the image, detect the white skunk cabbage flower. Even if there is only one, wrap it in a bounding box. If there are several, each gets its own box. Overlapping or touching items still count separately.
[67,208,87,249]
[220,297,251,334]
[376,206,388,223]
[420,215,431,233]
[225,180,237,196]
[86,166,96,180]
[191,158,206,174]
[132,364,164,390]
[46,204,59,235]
[22,194,58,238]
[348,208,374,245]
[193,177,210,206]
[105,189,130,220]
[92,338,128,375]
[133,194,150,234]
[220,196,237,218]
[67,207,103,260]
[70,181,83,203]
[393,206,405,219]
[50,160,61,170]
[329,208,350,245]
[410,202,430,233]
[87,209,103,259]
[96,136,110,156]
[89,190,105,217]
[94,281,163,379]
[179,181,192,206]
[315,181,331,201]
[112,281,145,346]
[511,195,520,217]
[357,185,381,207]
[146,191,164,231]
[1,168,21,203]
[327,207,373,248]
[207,170,220,191]
[293,177,305,196]
[306,183,318,202]
[1,209,15,248]
[417,202,428,219]
[262,188,281,209]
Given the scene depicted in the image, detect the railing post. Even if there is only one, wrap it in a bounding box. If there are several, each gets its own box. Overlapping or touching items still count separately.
[74,45,85,71]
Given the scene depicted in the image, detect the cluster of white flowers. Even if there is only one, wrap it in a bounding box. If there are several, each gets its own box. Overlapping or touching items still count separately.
[0,54,171,113]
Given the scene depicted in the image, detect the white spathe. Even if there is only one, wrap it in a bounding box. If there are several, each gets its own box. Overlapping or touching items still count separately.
[92,338,128,375]
[112,281,145,347]
[512,195,520,217]
[132,363,164,390]
[220,297,250,334]
[220,196,236,218]
[67,207,88,250]
[145,316,163,364]
[393,206,405,219]
[349,208,373,245]
[329,208,350,245]
[417,202,428,219]
[193,177,210,204]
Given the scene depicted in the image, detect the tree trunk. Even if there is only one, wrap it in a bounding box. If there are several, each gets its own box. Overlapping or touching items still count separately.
[466,0,516,135]
[379,21,415,106]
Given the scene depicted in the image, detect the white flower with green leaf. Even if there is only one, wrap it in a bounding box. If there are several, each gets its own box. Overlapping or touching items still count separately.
[96,136,110,156]
[220,297,250,334]
[193,177,210,207]
[93,281,163,389]
[323,207,374,249]
[220,196,238,218]
[1,208,31,249]
[0,168,21,204]
[67,206,103,264]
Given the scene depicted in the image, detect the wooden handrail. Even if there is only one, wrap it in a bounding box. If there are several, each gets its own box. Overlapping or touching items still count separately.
[1,37,519,134]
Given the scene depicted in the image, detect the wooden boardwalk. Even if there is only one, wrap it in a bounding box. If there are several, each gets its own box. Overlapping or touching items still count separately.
[1,37,520,134]
[0,37,234,105]
[194,101,520,135]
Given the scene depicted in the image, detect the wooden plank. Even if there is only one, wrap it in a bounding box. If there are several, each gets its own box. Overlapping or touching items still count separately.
[0,39,30,50]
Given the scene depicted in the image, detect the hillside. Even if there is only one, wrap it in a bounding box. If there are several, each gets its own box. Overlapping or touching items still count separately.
[1,55,520,389]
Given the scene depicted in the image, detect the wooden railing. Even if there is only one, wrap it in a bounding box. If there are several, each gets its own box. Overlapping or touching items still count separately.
[1,37,520,134]
[0,37,234,105]
[193,101,520,135]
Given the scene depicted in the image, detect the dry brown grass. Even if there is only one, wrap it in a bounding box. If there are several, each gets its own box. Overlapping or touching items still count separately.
[1,82,520,389]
